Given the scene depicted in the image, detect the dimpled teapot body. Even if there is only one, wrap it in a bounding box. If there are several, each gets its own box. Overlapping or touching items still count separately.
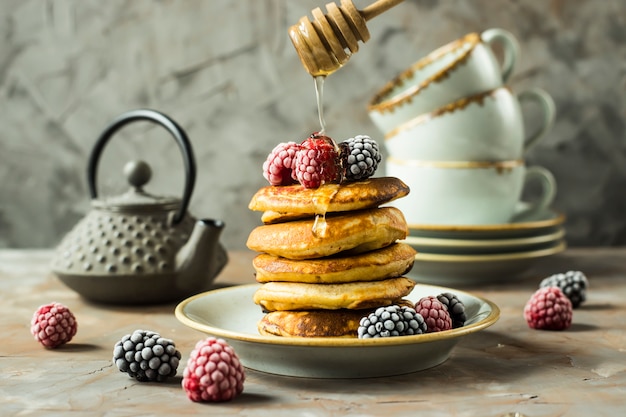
[51,109,228,304]
[52,208,196,277]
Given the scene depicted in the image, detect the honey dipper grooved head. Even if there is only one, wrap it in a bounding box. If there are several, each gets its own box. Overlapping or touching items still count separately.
[289,0,370,76]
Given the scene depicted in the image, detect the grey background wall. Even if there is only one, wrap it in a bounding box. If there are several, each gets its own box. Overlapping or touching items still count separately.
[1,0,624,250]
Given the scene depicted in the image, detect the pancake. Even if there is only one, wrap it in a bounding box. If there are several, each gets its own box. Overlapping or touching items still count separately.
[258,309,368,338]
[253,276,415,311]
[261,210,312,224]
[246,207,408,259]
[253,242,416,283]
[248,177,410,217]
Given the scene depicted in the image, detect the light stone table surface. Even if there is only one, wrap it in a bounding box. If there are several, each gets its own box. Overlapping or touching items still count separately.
[1,248,625,417]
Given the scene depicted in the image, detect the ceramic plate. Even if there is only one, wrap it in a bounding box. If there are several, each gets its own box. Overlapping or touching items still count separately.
[402,227,565,255]
[408,240,567,285]
[175,284,499,379]
[408,205,565,240]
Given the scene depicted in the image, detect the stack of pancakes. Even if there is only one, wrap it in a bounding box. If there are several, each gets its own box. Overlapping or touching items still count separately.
[246,177,417,338]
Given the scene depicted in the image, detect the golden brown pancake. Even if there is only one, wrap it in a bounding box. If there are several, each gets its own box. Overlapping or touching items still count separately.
[253,276,415,311]
[246,207,408,259]
[260,210,312,224]
[253,242,416,283]
[258,298,416,337]
[248,177,410,218]
[258,309,369,338]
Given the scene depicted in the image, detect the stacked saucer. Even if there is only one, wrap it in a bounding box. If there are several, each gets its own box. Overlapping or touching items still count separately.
[401,203,566,285]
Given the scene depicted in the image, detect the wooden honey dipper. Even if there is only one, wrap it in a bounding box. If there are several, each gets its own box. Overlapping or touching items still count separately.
[289,0,405,77]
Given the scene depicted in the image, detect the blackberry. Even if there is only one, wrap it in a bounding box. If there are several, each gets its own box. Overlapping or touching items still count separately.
[539,270,588,308]
[358,305,426,338]
[436,292,467,328]
[341,135,382,181]
[112,329,181,382]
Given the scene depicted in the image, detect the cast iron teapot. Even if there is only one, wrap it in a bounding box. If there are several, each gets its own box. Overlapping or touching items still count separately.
[51,109,228,304]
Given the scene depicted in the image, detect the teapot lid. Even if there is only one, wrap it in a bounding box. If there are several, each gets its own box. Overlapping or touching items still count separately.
[92,160,181,212]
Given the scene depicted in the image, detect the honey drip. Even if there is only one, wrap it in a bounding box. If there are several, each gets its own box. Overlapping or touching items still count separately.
[312,213,328,238]
[310,184,340,238]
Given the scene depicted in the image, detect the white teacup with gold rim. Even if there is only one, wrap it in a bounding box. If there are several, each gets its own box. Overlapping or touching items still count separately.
[384,87,555,161]
[385,158,556,226]
[368,28,520,135]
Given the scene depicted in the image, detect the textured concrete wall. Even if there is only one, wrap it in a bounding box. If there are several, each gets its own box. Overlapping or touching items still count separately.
[1,0,624,250]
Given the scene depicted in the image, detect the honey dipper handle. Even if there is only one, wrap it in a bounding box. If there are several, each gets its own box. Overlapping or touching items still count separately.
[361,0,405,21]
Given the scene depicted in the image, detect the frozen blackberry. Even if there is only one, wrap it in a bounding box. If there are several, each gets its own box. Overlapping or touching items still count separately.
[341,135,382,181]
[358,305,426,338]
[436,292,467,328]
[539,270,588,308]
[112,329,181,382]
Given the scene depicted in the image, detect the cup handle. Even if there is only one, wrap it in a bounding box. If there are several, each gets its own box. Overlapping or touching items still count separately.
[481,28,520,82]
[517,88,556,153]
[511,166,557,222]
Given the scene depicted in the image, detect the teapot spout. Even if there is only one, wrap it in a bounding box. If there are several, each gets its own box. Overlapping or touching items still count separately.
[176,219,228,292]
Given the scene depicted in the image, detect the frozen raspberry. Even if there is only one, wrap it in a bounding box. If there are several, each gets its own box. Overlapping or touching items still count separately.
[262,141,300,186]
[358,305,426,338]
[436,292,467,328]
[182,337,245,402]
[293,134,340,188]
[414,296,452,333]
[341,135,382,181]
[30,302,77,348]
[539,270,588,308]
[524,287,573,330]
[112,329,181,382]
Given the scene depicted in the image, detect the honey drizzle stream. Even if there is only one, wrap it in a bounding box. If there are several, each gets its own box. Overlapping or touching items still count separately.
[312,75,336,237]
[315,76,327,136]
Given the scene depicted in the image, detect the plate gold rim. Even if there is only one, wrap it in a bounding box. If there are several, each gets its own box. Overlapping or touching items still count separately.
[175,284,500,348]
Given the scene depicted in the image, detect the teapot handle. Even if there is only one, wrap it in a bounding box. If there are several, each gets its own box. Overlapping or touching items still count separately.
[87,109,196,225]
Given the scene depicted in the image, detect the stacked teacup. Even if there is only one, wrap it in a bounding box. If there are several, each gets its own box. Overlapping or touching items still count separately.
[367,29,564,283]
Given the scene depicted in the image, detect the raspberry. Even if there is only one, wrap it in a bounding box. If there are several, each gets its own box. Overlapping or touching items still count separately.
[358,305,426,338]
[182,337,245,402]
[524,287,573,330]
[436,292,467,328]
[341,135,382,181]
[262,141,300,186]
[30,302,77,348]
[539,270,588,308]
[112,329,181,382]
[293,134,340,188]
[414,296,452,333]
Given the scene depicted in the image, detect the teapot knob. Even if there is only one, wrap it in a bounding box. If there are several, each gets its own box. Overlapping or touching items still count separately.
[124,160,152,189]
[87,109,196,225]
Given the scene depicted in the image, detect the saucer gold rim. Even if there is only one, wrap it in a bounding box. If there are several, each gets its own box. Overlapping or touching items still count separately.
[413,240,566,263]
[403,228,565,249]
[407,210,566,232]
